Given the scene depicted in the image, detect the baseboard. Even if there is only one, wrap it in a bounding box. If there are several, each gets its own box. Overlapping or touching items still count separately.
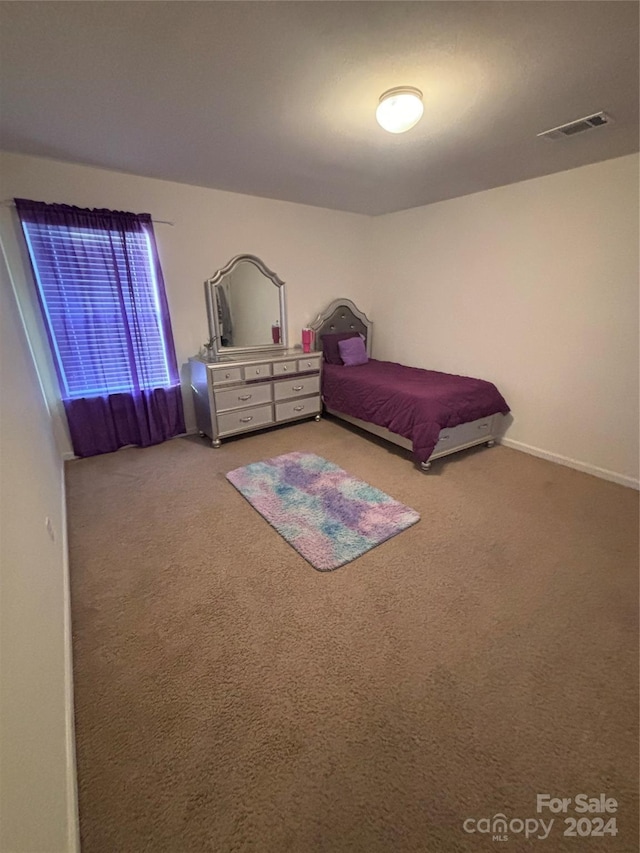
[61,471,81,853]
[499,437,639,490]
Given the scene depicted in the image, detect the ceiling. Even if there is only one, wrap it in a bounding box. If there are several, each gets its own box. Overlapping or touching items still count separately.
[0,1,638,216]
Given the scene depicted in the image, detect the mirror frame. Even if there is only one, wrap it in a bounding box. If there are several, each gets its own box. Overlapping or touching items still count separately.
[204,254,287,358]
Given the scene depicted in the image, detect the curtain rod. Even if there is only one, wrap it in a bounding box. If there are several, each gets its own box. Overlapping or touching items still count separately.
[0,199,174,226]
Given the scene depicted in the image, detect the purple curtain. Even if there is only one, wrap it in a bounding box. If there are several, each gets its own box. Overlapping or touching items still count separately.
[16,199,186,457]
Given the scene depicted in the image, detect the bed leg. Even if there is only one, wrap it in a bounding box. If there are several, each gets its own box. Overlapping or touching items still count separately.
[212,438,222,448]
[420,461,432,472]
[486,439,495,448]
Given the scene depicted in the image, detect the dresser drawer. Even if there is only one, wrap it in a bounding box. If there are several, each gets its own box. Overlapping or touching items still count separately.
[243,363,272,380]
[435,416,495,450]
[217,404,273,435]
[210,366,243,385]
[215,383,272,412]
[272,360,298,377]
[297,356,321,373]
[275,397,321,422]
[273,375,320,401]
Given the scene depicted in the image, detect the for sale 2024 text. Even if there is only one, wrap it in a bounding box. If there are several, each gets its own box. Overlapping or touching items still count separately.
[537,793,618,840]
[462,793,619,842]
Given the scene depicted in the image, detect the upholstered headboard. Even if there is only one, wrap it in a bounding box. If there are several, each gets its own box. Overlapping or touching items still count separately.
[309,299,373,357]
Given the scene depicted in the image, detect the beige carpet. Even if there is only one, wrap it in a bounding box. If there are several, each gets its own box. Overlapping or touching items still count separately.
[66,418,639,853]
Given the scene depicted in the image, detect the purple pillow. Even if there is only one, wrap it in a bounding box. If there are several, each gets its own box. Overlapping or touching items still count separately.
[321,332,360,365]
[338,335,368,366]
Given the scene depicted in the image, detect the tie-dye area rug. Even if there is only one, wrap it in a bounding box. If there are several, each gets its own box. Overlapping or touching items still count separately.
[226,451,420,571]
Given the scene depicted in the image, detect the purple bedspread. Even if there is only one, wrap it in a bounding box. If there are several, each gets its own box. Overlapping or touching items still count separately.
[322,359,510,463]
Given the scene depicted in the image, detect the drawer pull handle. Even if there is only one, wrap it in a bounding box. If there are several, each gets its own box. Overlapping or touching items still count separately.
[292,385,304,391]
[283,366,288,372]
[439,435,449,441]
[238,394,252,401]
[293,405,304,412]
[240,416,253,423]
[225,373,231,379]
[255,369,261,374]
[478,423,489,430]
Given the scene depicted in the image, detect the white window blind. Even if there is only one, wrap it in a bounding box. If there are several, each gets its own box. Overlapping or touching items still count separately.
[22,222,172,399]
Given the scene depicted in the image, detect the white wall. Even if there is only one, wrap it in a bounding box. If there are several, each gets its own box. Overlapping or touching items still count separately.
[369,154,639,487]
[0,151,371,457]
[0,254,78,851]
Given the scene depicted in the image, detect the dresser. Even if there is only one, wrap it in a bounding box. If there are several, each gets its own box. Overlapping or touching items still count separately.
[189,349,322,447]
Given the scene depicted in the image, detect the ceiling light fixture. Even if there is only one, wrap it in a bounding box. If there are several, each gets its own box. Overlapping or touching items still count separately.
[376,86,424,134]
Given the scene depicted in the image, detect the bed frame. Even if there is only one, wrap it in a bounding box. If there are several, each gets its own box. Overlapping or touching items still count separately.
[309,298,502,471]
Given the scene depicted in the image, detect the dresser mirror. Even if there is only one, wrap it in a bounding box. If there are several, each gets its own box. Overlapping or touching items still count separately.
[204,254,287,358]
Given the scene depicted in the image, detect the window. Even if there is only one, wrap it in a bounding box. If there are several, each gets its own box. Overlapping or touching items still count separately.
[16,199,185,457]
[21,220,173,399]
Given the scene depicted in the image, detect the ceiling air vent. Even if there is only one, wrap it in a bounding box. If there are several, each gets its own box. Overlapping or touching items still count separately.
[537,111,613,141]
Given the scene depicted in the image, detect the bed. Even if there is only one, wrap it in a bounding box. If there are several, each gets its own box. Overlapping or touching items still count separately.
[309,299,510,471]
